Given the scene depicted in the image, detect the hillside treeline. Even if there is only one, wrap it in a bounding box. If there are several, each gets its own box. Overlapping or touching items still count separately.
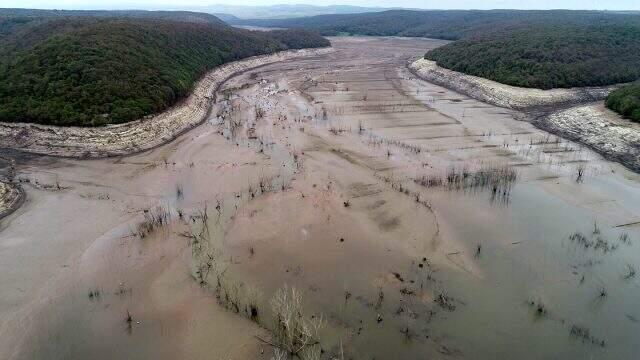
[425,23,640,89]
[606,84,640,122]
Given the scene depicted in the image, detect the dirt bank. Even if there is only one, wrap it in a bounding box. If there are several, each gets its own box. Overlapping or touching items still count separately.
[533,103,640,172]
[409,59,617,110]
[0,182,23,220]
[0,47,332,159]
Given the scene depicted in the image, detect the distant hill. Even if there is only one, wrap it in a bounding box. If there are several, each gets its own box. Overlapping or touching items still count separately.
[0,8,225,24]
[0,16,329,126]
[236,9,640,39]
[189,4,399,20]
[211,13,241,23]
[0,8,227,42]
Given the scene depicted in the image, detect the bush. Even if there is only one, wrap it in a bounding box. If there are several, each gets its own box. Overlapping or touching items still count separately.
[606,83,640,122]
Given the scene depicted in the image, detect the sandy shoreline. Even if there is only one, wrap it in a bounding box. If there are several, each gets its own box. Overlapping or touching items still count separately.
[0,47,333,159]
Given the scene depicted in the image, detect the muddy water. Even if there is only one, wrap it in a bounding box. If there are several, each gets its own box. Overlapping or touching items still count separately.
[1,37,639,360]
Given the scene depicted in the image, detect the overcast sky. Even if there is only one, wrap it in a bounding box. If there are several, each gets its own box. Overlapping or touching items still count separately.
[3,0,639,11]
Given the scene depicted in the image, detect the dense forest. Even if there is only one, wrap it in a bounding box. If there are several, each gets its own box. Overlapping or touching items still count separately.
[425,23,640,89]
[0,15,328,126]
[0,9,227,47]
[0,8,226,25]
[606,84,640,122]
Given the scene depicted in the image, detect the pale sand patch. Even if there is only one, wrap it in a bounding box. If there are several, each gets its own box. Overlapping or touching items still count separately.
[410,59,640,172]
[0,47,333,159]
[537,103,640,172]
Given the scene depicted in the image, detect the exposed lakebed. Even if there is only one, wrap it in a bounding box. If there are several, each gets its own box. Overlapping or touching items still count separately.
[1,37,639,360]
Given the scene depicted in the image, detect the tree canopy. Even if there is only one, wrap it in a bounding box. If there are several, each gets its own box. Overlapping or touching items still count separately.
[606,83,640,122]
[425,23,640,89]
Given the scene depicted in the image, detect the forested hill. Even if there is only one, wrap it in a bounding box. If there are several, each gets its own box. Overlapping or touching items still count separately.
[0,8,226,25]
[0,17,329,126]
[0,8,226,42]
[606,84,640,122]
[425,22,640,89]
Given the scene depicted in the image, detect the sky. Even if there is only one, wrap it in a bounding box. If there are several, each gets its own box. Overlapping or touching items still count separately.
[2,0,639,11]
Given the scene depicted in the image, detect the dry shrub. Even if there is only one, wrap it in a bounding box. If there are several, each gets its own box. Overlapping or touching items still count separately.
[271,286,324,359]
[135,205,170,238]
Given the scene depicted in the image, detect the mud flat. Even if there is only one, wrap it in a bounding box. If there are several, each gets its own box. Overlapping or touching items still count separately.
[0,47,332,159]
[1,37,640,360]
[409,59,617,110]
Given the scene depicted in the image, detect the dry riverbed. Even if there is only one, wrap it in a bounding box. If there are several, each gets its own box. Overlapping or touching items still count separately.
[1,37,640,360]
